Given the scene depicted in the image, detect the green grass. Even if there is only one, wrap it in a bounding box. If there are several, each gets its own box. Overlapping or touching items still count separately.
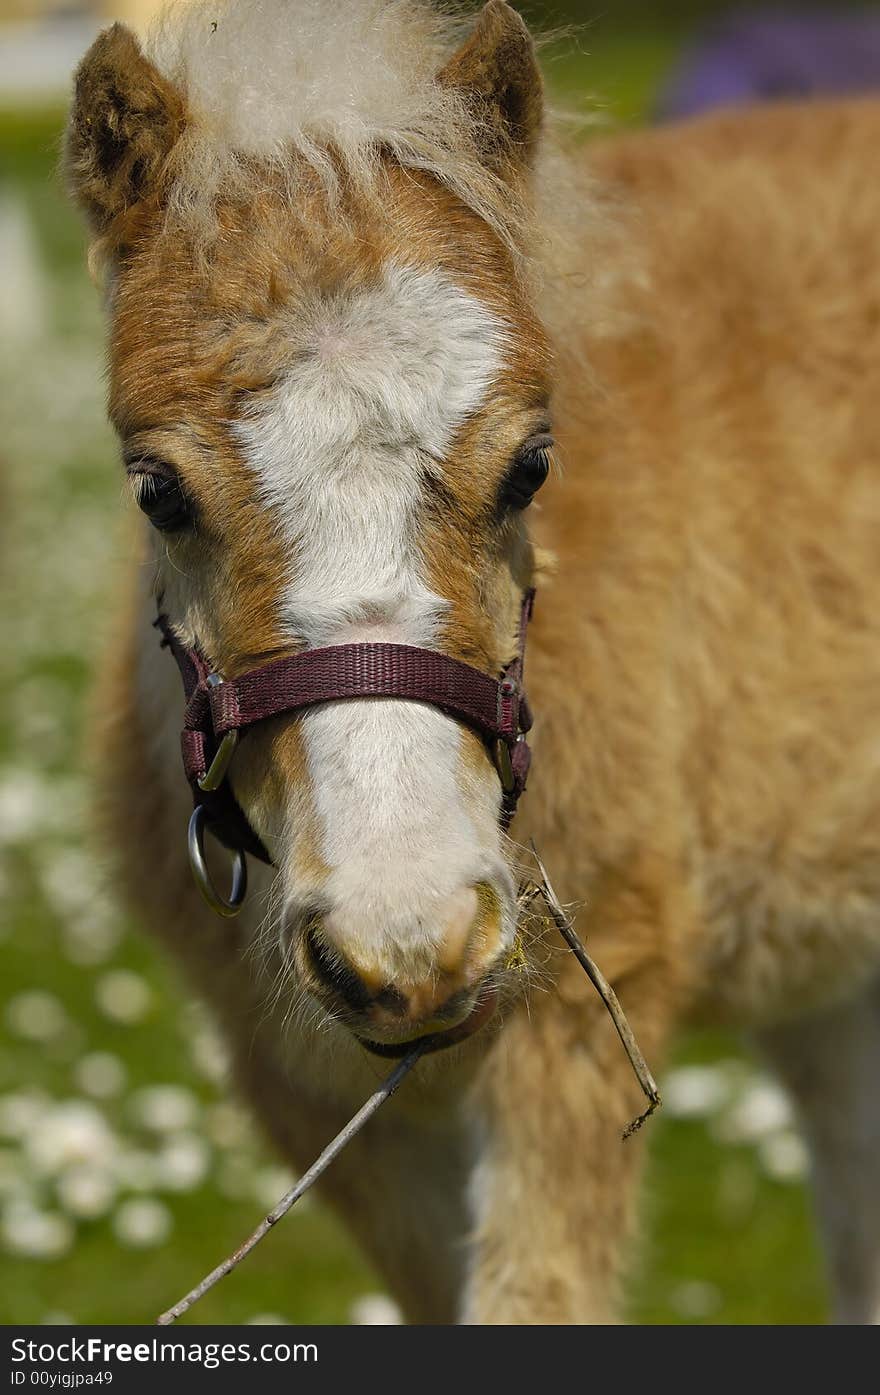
[547,32,683,125]
[0,31,827,1326]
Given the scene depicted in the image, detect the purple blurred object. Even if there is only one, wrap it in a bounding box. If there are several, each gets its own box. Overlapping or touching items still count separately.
[656,7,880,121]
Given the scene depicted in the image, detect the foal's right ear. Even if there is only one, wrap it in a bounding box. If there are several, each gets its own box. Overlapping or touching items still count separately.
[65,23,185,233]
[437,1,543,176]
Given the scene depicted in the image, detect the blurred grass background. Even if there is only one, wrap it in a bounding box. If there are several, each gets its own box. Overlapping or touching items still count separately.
[0,2,839,1325]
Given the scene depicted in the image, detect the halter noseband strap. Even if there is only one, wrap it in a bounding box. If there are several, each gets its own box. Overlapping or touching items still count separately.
[155,590,536,914]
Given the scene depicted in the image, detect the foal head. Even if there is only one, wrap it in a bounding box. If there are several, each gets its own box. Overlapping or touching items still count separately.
[67,0,552,1052]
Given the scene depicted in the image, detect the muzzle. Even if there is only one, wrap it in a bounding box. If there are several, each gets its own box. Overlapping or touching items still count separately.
[155,590,535,916]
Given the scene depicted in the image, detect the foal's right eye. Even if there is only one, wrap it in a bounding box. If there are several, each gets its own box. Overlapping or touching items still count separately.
[130,469,192,533]
[498,434,553,514]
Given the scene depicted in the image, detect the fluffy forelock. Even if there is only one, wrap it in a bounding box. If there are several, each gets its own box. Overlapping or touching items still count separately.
[145,0,529,254]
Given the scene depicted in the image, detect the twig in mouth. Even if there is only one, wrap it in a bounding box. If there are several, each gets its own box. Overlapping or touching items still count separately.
[156,1042,427,1325]
[527,842,662,1140]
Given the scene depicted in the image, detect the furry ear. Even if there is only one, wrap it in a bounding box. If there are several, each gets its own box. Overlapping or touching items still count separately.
[437,1,543,175]
[65,23,185,232]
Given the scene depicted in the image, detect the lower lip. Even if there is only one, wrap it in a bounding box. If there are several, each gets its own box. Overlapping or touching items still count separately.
[358,986,499,1059]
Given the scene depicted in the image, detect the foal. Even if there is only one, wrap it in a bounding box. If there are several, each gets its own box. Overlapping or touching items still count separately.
[67,0,880,1322]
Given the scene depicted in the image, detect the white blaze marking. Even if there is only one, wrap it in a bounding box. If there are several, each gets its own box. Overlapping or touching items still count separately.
[235,264,507,967]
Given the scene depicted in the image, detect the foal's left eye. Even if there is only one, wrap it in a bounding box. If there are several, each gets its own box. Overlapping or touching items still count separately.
[499,436,553,513]
[131,470,192,533]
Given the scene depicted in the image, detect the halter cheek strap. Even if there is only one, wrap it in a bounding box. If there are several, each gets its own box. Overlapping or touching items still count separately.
[155,590,536,911]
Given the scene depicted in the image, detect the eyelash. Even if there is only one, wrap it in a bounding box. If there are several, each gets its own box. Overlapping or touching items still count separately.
[128,465,192,533]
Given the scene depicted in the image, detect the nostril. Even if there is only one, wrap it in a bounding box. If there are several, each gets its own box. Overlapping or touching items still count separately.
[373,984,409,1015]
[303,926,373,1013]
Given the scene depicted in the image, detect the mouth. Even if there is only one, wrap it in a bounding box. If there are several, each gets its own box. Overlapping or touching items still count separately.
[356,985,499,1058]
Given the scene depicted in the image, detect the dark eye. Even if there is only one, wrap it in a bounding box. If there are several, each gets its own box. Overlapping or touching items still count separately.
[131,469,192,533]
[499,436,552,513]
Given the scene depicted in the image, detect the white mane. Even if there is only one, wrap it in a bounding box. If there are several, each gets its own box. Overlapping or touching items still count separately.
[145,0,525,250]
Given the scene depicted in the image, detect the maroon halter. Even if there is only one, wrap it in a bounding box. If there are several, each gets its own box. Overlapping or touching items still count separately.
[155,592,536,912]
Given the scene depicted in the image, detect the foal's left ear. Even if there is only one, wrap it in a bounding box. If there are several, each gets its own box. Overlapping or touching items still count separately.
[65,23,185,233]
[438,1,543,176]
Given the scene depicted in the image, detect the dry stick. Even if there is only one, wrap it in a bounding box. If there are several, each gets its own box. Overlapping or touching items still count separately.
[156,1041,427,1326]
[528,843,662,1140]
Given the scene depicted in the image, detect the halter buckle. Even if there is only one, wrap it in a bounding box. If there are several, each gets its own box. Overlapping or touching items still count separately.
[197,675,239,792]
[494,737,516,793]
[197,730,239,792]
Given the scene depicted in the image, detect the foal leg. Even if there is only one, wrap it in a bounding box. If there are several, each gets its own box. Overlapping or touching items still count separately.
[757,975,880,1325]
[462,865,696,1324]
[234,1043,474,1325]
[309,1105,473,1325]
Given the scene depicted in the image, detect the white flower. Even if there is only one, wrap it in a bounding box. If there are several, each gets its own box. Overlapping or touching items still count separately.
[56,1164,118,1220]
[113,1197,173,1248]
[25,1101,116,1177]
[661,1064,731,1119]
[95,971,152,1024]
[0,770,48,843]
[61,906,123,967]
[759,1130,809,1182]
[0,1091,51,1140]
[251,1166,297,1210]
[40,851,122,964]
[349,1294,403,1325]
[188,1023,230,1083]
[112,1148,160,1193]
[74,1053,127,1100]
[714,1078,793,1144]
[0,776,86,844]
[5,991,69,1043]
[39,847,98,918]
[2,1201,74,1259]
[155,1134,211,1193]
[129,1086,198,1133]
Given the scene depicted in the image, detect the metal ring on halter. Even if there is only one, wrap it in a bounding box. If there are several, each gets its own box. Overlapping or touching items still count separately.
[187,805,248,917]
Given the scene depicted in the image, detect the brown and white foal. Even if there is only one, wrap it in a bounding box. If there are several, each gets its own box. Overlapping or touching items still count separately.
[67,0,880,1323]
